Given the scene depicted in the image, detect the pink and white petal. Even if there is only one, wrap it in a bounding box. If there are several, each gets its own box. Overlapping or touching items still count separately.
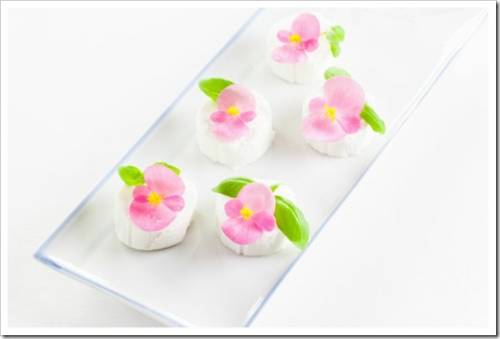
[163,195,185,212]
[129,200,176,232]
[132,185,151,202]
[301,113,346,142]
[292,13,321,41]
[240,110,256,123]
[238,183,275,214]
[272,45,307,64]
[337,114,363,134]
[144,164,185,198]
[303,38,319,52]
[277,29,292,43]
[212,119,249,142]
[308,97,326,114]
[251,211,276,232]
[210,111,228,123]
[217,84,256,113]
[224,199,243,218]
[294,42,307,52]
[324,77,365,119]
[221,217,263,245]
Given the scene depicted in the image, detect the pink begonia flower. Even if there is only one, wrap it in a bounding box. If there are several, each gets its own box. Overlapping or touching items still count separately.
[302,76,365,142]
[210,84,257,142]
[222,183,277,245]
[272,13,321,64]
[129,164,185,232]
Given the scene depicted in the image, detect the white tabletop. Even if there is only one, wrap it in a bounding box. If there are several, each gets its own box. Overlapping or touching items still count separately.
[4,4,494,333]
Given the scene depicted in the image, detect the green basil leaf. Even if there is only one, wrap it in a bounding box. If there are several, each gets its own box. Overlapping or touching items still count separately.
[330,43,341,57]
[274,195,310,250]
[326,25,344,58]
[156,161,181,176]
[324,67,351,80]
[330,25,345,41]
[326,31,339,44]
[199,78,234,101]
[360,104,386,134]
[212,177,253,197]
[118,165,145,186]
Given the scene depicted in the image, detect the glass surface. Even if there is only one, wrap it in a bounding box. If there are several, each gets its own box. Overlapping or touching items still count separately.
[35,7,485,327]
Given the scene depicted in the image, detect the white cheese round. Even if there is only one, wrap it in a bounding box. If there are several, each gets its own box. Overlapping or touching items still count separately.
[214,180,295,256]
[114,176,197,251]
[196,90,274,169]
[301,91,374,157]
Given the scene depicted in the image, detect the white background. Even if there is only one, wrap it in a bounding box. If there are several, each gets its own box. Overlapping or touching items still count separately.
[3,2,495,334]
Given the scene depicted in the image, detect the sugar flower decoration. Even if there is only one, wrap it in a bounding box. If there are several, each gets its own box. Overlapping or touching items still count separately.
[272,13,321,64]
[302,76,365,142]
[222,183,277,245]
[129,164,185,231]
[209,84,257,142]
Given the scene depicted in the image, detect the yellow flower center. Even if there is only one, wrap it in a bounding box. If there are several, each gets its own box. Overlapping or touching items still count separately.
[147,191,163,206]
[289,33,302,44]
[226,105,240,117]
[324,104,336,122]
[240,206,254,221]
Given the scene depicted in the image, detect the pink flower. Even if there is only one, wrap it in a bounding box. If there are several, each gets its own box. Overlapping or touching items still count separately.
[272,13,321,64]
[222,183,277,245]
[129,164,185,232]
[302,76,365,142]
[209,84,257,142]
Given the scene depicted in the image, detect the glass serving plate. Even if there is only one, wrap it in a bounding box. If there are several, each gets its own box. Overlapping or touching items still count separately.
[35,7,486,327]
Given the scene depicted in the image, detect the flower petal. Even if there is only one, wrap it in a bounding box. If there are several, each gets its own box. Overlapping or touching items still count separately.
[272,45,307,64]
[129,199,176,231]
[210,111,228,123]
[225,199,243,218]
[238,183,275,214]
[144,164,185,198]
[251,211,276,232]
[132,185,151,202]
[240,110,256,122]
[302,113,346,142]
[308,97,326,114]
[324,76,365,124]
[277,29,292,43]
[163,195,184,212]
[337,114,363,134]
[292,13,320,41]
[303,38,319,52]
[217,84,256,113]
[212,118,249,142]
[222,217,263,245]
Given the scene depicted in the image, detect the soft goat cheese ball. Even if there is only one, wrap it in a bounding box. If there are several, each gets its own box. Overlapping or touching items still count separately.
[196,90,274,169]
[114,176,197,251]
[301,85,376,157]
[267,13,330,84]
[214,180,295,256]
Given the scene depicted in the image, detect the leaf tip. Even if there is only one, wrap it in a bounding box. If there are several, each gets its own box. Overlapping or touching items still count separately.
[156,161,181,176]
[296,239,308,250]
[378,121,386,134]
[324,67,351,80]
[270,184,281,192]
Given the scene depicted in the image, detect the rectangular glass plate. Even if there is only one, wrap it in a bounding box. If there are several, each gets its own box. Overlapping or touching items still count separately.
[35,7,485,327]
